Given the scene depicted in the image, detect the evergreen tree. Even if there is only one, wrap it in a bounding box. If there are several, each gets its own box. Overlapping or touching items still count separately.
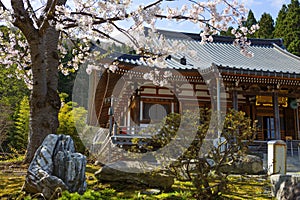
[274,1,300,56]
[244,10,257,29]
[284,0,300,55]
[274,4,288,38]
[220,26,234,37]
[58,71,77,103]
[288,40,300,55]
[242,10,258,38]
[255,13,274,39]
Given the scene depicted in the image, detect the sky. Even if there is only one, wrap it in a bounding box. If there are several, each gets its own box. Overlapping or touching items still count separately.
[245,0,290,20]
[0,0,291,33]
[152,0,291,33]
[1,0,290,19]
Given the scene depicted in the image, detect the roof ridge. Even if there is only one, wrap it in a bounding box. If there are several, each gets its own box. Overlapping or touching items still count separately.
[153,28,284,47]
[273,43,300,61]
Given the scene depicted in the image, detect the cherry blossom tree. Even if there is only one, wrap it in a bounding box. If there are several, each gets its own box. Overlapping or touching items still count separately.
[0,0,257,163]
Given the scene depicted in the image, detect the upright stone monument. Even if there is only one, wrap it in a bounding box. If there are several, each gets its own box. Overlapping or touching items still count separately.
[24,134,87,199]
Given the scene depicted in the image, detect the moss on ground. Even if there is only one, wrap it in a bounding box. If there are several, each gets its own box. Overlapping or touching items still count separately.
[0,162,274,200]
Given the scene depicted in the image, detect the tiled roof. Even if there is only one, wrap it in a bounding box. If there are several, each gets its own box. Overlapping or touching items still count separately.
[108,29,300,75]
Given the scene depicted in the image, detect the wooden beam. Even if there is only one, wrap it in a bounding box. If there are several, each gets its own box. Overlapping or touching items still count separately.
[232,90,238,111]
[242,91,300,98]
[273,92,281,140]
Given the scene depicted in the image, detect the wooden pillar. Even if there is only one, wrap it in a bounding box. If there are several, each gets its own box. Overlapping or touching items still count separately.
[232,90,238,111]
[296,104,300,140]
[108,96,114,136]
[273,92,281,140]
[140,100,143,122]
[216,77,221,139]
[135,95,140,126]
[173,82,179,113]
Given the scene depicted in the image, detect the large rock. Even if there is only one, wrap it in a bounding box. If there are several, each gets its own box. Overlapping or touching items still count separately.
[24,134,87,199]
[270,174,292,197]
[276,179,300,200]
[270,174,300,198]
[220,154,264,174]
[95,161,174,190]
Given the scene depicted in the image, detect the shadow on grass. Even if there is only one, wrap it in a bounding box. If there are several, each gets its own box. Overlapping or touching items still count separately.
[0,163,274,200]
[0,172,25,199]
[223,175,274,200]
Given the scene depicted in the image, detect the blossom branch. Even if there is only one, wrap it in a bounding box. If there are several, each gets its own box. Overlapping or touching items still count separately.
[55,0,163,29]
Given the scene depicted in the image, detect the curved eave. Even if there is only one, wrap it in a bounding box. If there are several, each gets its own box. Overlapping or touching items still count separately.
[218,65,300,80]
[115,59,300,79]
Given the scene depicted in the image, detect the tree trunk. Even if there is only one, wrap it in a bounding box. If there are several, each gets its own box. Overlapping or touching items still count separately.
[23,27,61,163]
[10,0,66,164]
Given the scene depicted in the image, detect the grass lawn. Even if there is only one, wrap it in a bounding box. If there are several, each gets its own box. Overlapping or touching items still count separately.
[0,161,274,199]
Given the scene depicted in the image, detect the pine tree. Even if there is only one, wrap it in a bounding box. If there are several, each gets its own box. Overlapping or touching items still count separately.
[255,13,274,39]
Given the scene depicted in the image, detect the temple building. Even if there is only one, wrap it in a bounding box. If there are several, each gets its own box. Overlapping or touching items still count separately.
[87,29,300,142]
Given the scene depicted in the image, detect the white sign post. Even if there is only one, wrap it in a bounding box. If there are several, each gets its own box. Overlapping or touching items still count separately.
[268,140,287,175]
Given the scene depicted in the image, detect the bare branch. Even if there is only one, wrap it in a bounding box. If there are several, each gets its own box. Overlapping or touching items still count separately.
[11,0,37,41]
[143,0,163,10]
[39,0,58,33]
[155,13,209,23]
[44,0,54,12]
[0,0,8,11]
[26,0,39,25]
[91,28,126,46]
[109,22,140,48]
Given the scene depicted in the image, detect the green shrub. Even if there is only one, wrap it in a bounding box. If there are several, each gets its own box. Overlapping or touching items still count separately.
[10,94,88,154]
[9,96,29,153]
[57,95,87,153]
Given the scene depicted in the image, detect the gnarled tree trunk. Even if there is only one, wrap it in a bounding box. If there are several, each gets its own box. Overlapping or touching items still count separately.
[11,0,66,163]
[24,27,61,163]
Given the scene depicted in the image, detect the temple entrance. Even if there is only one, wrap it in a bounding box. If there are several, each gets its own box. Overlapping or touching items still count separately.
[255,108,300,141]
[263,116,275,140]
[255,107,286,141]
